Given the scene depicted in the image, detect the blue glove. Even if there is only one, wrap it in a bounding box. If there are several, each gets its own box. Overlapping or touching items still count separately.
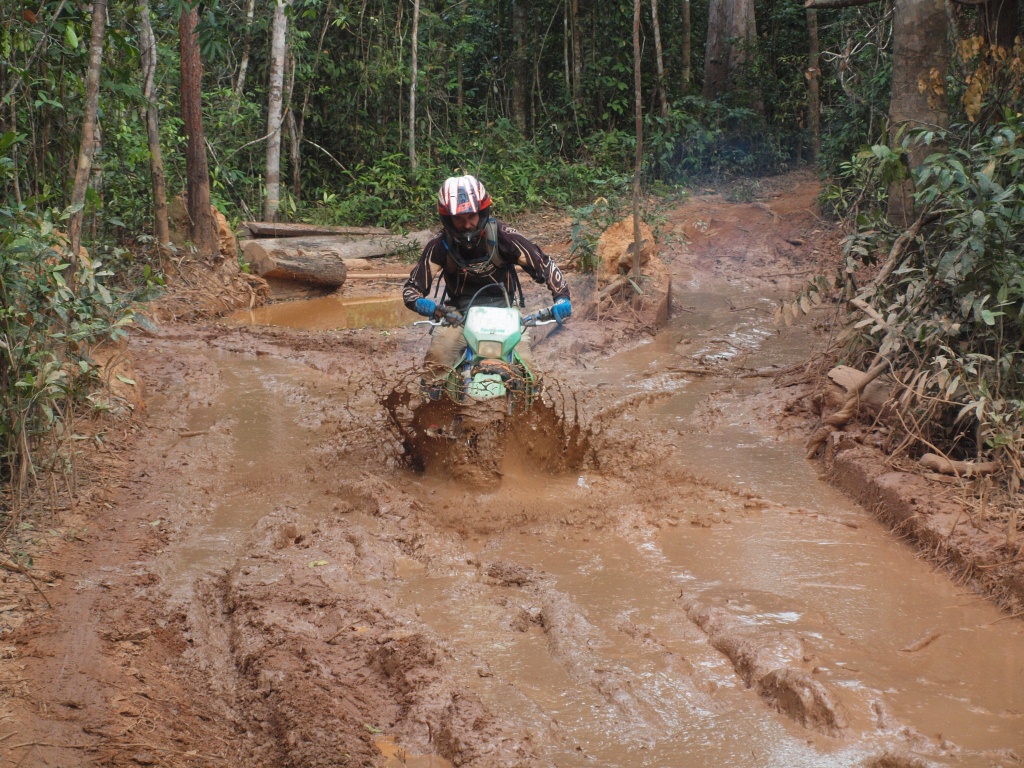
[415,298,437,318]
[552,298,572,323]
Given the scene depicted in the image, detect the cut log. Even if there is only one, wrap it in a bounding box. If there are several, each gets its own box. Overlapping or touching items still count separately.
[343,258,412,272]
[344,272,412,280]
[242,221,390,238]
[242,230,433,286]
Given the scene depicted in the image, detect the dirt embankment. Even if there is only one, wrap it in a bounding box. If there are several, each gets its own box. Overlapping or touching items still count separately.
[3,171,1021,768]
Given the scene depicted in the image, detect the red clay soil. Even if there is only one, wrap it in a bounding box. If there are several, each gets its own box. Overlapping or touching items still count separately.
[2,170,1020,768]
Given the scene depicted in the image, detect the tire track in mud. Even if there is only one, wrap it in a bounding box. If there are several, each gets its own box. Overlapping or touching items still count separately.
[130,318,1022,768]
[12,180,1024,768]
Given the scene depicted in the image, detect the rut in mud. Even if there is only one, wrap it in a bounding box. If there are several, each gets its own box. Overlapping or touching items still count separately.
[4,175,1024,768]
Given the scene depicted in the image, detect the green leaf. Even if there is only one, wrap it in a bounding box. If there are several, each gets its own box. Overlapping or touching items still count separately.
[65,24,79,49]
[116,374,136,386]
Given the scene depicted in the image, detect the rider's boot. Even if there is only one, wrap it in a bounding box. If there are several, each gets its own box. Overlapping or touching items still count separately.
[419,377,444,401]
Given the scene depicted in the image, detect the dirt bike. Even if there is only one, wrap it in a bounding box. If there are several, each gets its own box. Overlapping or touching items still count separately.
[414,296,559,415]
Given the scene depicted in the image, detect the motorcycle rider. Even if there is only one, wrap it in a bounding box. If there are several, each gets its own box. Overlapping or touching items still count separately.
[403,174,572,384]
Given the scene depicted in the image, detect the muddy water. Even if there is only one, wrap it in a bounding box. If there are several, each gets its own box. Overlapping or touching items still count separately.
[224,294,410,330]
[161,285,1024,766]
[382,288,1024,766]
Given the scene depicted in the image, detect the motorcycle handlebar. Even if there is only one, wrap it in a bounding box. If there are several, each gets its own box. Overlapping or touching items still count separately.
[415,305,558,328]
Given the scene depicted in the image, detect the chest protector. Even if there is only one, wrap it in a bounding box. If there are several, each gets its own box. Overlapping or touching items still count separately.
[439,218,525,308]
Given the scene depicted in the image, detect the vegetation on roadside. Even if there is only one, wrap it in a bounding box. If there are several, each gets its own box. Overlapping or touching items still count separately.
[0,188,138,512]
[818,38,1024,507]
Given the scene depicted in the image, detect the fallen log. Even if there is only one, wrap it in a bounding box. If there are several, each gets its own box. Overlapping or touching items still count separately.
[344,272,412,280]
[242,230,433,286]
[919,453,998,478]
[242,221,390,238]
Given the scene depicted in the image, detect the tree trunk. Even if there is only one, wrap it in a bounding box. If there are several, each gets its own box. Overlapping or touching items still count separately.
[89,123,103,241]
[234,0,256,97]
[264,0,288,222]
[68,0,107,267]
[137,0,169,246]
[682,0,692,85]
[571,0,583,108]
[457,0,466,125]
[563,8,571,92]
[651,0,669,117]
[888,0,949,225]
[178,6,219,259]
[511,0,529,133]
[632,0,644,281]
[806,7,821,162]
[409,0,420,172]
[284,48,300,202]
[702,0,757,100]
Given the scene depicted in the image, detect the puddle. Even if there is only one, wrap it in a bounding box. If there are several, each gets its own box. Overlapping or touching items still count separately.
[224,295,410,330]
[383,286,1024,767]
[374,736,453,767]
[150,283,1024,767]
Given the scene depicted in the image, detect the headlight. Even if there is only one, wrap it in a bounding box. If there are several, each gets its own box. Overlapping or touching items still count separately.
[478,340,503,359]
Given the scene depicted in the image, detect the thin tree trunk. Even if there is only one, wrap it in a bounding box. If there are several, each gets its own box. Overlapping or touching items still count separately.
[457,0,466,125]
[571,0,582,107]
[651,0,669,117]
[265,0,288,221]
[563,7,571,92]
[10,102,22,207]
[286,110,300,200]
[179,5,219,259]
[887,0,949,225]
[409,0,420,172]
[632,0,643,281]
[234,0,256,97]
[682,0,692,85]
[284,49,300,202]
[806,7,821,162]
[68,0,107,267]
[89,123,103,241]
[512,0,529,133]
[138,0,169,246]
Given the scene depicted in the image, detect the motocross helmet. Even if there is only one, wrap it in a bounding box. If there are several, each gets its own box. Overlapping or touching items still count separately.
[438,175,492,248]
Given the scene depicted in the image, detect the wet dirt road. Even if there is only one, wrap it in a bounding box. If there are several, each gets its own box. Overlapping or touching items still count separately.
[5,179,1024,767]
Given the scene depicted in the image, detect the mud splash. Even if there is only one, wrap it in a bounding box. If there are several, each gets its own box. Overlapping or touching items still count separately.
[382,373,591,486]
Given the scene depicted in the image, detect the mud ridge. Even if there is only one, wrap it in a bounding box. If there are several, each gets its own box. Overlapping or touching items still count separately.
[217,523,538,767]
[824,445,1024,616]
[683,598,848,736]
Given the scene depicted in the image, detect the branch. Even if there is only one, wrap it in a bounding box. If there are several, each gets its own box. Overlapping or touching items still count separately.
[804,0,880,8]
[806,355,891,457]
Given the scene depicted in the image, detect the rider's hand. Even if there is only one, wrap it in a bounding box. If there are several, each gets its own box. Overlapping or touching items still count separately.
[442,307,463,325]
[415,298,437,318]
[552,298,572,323]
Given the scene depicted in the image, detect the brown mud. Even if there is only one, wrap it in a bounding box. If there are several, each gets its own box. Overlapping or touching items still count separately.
[3,171,1024,768]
